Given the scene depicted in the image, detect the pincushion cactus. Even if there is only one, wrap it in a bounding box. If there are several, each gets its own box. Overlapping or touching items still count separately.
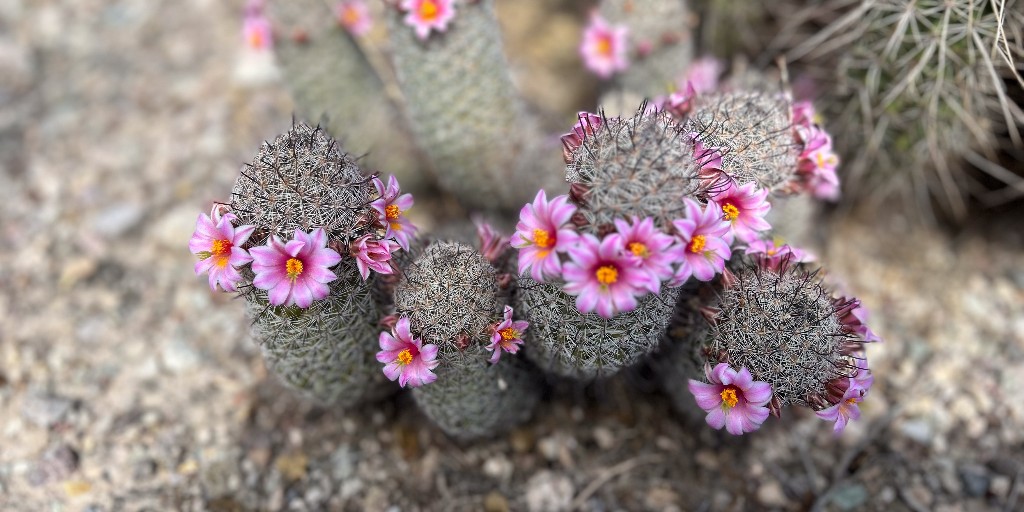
[384,0,561,211]
[264,0,423,191]
[682,91,801,194]
[391,241,541,439]
[594,0,694,97]
[657,253,877,434]
[189,121,417,406]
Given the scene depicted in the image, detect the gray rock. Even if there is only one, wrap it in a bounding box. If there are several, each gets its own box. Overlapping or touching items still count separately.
[21,392,72,428]
[525,471,574,512]
[161,337,200,373]
[899,419,933,445]
[830,483,868,511]
[26,444,79,486]
[959,464,990,498]
[91,203,144,238]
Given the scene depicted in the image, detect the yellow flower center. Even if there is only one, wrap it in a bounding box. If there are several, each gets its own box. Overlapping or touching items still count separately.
[397,349,413,365]
[720,386,739,408]
[628,242,649,258]
[211,239,231,256]
[689,234,706,253]
[532,228,553,249]
[499,327,520,341]
[342,6,360,26]
[248,31,264,50]
[595,265,618,285]
[385,204,401,221]
[845,397,858,405]
[286,258,304,280]
[597,35,613,57]
[419,0,439,20]
[722,202,740,221]
[815,151,836,169]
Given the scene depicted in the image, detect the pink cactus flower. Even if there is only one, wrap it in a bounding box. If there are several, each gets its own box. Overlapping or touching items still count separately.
[688,363,773,435]
[852,357,874,392]
[708,181,772,243]
[370,175,418,251]
[511,190,579,282]
[336,0,372,36]
[351,235,398,281]
[815,381,865,434]
[250,228,342,308]
[744,238,816,267]
[670,198,732,284]
[562,234,655,318]
[797,125,841,201]
[376,316,439,388]
[664,82,698,118]
[580,13,629,79]
[682,57,723,94]
[474,216,509,265]
[487,306,528,364]
[560,111,604,160]
[839,300,882,343]
[189,211,255,292]
[608,217,678,293]
[792,100,818,132]
[243,12,273,52]
[401,0,456,40]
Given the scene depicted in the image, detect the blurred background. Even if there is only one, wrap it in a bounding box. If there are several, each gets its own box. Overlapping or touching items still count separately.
[1,0,1023,510]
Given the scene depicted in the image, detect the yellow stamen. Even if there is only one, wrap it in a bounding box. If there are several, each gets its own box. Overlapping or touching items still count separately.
[390,221,403,231]
[628,242,649,258]
[689,234,706,253]
[385,204,401,221]
[499,328,520,341]
[595,265,618,285]
[211,239,231,256]
[419,0,438,20]
[286,258,304,280]
[532,228,553,249]
[342,6,360,26]
[845,397,858,405]
[249,31,264,49]
[597,35,613,56]
[397,349,413,365]
[722,203,740,221]
[720,387,738,408]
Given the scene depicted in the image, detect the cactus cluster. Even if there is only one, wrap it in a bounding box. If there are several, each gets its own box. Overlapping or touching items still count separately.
[185,0,888,442]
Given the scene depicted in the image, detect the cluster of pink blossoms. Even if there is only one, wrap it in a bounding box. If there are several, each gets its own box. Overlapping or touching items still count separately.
[511,182,773,318]
[400,0,456,40]
[376,307,528,388]
[792,101,841,200]
[189,175,417,308]
[688,364,773,435]
[579,13,629,79]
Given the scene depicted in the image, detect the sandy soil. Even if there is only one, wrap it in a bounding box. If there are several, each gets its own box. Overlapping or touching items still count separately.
[1,1,1022,511]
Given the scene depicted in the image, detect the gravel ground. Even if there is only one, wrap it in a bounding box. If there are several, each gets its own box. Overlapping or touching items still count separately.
[1,1,1023,511]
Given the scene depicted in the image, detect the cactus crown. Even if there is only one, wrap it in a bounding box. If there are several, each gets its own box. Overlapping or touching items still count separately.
[230,121,375,246]
[684,92,800,193]
[699,257,861,408]
[567,107,703,230]
[394,241,504,369]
